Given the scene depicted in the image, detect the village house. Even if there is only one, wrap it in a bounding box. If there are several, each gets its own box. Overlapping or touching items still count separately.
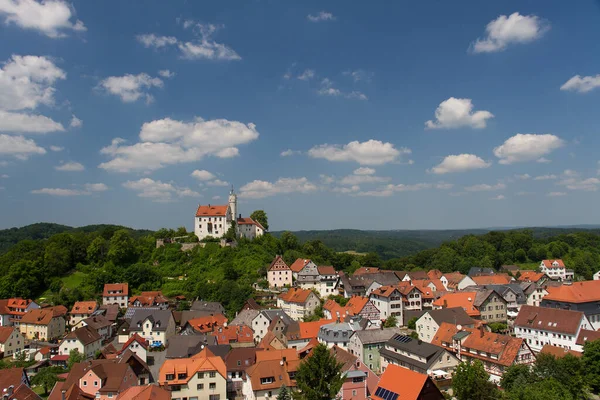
[224,347,262,399]
[369,285,404,324]
[330,345,379,400]
[267,255,292,289]
[472,289,508,323]
[117,385,171,400]
[440,272,476,291]
[128,309,176,347]
[159,348,228,400]
[416,307,475,343]
[318,318,365,350]
[540,280,600,330]
[19,306,67,341]
[473,284,527,319]
[372,364,445,400]
[539,259,574,281]
[0,367,40,400]
[323,296,380,324]
[518,271,549,285]
[276,288,320,321]
[432,292,480,319]
[432,323,535,382]
[211,325,254,347]
[364,273,403,297]
[69,301,99,327]
[347,328,402,373]
[471,274,513,286]
[72,314,114,341]
[251,309,294,343]
[514,305,593,352]
[102,283,129,308]
[243,349,299,400]
[289,258,314,280]
[379,333,460,378]
[183,314,228,334]
[468,267,496,277]
[594,271,600,280]
[58,326,103,360]
[129,291,169,309]
[0,326,25,357]
[237,217,265,240]
[118,333,148,363]
[0,298,39,327]
[285,319,334,350]
[520,281,549,307]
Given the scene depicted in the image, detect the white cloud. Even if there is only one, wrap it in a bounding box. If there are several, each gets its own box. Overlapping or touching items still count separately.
[533,174,557,181]
[429,154,491,174]
[0,54,66,111]
[212,195,221,200]
[515,174,531,180]
[308,139,409,165]
[332,185,361,194]
[136,34,178,48]
[353,182,452,197]
[556,170,600,191]
[1,174,8,178]
[206,179,229,187]
[0,134,45,159]
[158,69,175,78]
[346,91,368,100]
[319,174,335,184]
[490,195,506,200]
[55,161,84,171]
[0,110,64,133]
[123,178,199,202]
[465,183,506,192]
[470,12,549,53]
[49,145,63,152]
[560,74,600,93]
[31,182,107,196]
[536,157,551,164]
[0,0,86,38]
[317,78,367,100]
[494,134,565,164]
[99,117,259,172]
[98,73,163,103]
[69,114,82,128]
[353,167,375,176]
[343,69,371,82]
[297,69,315,81]
[280,149,301,157]
[339,174,390,186]
[172,23,240,61]
[240,177,317,199]
[191,169,216,181]
[307,11,335,22]
[547,191,567,197]
[425,98,493,129]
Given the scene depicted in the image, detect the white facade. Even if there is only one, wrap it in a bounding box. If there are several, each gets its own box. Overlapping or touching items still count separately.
[526,287,548,307]
[195,207,232,241]
[539,260,574,281]
[130,316,176,347]
[0,328,25,357]
[593,271,600,281]
[515,316,592,352]
[238,221,264,240]
[369,289,403,323]
[416,314,441,343]
[58,336,102,360]
[121,339,147,362]
[276,292,320,321]
[251,313,272,343]
[439,275,476,291]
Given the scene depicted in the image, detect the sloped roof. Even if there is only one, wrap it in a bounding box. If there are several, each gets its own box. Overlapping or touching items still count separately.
[353,327,402,345]
[278,288,315,304]
[576,329,600,346]
[0,326,15,344]
[195,204,228,217]
[224,347,263,372]
[116,385,170,400]
[268,255,290,272]
[353,267,380,275]
[0,368,25,395]
[237,217,265,230]
[432,292,480,317]
[70,301,98,315]
[103,283,128,297]
[129,309,173,332]
[290,258,311,273]
[159,351,227,384]
[372,364,433,400]
[472,274,512,285]
[514,305,585,335]
[317,266,336,275]
[294,319,335,341]
[211,325,253,345]
[185,314,228,333]
[64,326,102,346]
[119,333,148,353]
[81,315,112,330]
[518,271,547,282]
[423,307,475,327]
[230,309,259,327]
[540,344,582,358]
[245,349,300,391]
[129,291,168,307]
[405,270,429,280]
[543,280,600,303]
[542,259,565,268]
[20,306,66,325]
[370,285,401,298]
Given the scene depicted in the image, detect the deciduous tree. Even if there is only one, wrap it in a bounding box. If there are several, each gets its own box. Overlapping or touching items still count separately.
[294,343,344,400]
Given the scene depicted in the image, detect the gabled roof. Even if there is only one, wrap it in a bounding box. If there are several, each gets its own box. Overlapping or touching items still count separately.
[116,385,170,400]
[195,204,229,217]
[442,272,468,289]
[372,364,439,400]
[412,279,445,292]
[129,309,173,332]
[70,301,98,315]
[432,292,480,317]
[543,280,600,303]
[576,329,600,346]
[190,300,225,314]
[119,333,149,353]
[427,269,443,280]
[468,267,496,277]
[185,314,228,333]
[224,347,263,372]
[237,217,265,230]
[346,296,371,315]
[20,306,66,325]
[258,309,294,325]
[290,258,312,273]
[422,307,475,327]
[353,267,380,275]
[518,271,547,282]
[245,349,300,391]
[103,283,129,297]
[540,344,582,358]
[317,266,336,275]
[542,259,565,268]
[81,315,112,330]
[514,305,585,335]
[64,326,102,346]
[292,319,334,341]
[278,288,315,304]
[0,326,15,344]
[353,327,402,345]
[230,309,259,327]
[370,285,401,298]
[159,351,227,384]
[473,289,507,307]
[4,383,42,400]
[268,255,290,272]
[129,291,169,307]
[405,271,429,281]
[472,274,512,285]
[0,368,26,395]
[211,325,253,345]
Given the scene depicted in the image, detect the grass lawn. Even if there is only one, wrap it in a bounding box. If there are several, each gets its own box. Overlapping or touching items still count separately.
[516,262,540,271]
[32,385,49,399]
[39,270,88,300]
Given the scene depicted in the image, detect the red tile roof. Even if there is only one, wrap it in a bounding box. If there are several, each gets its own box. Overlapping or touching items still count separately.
[0,326,15,344]
[317,266,336,275]
[576,329,600,346]
[186,314,228,333]
[278,288,315,304]
[117,385,170,400]
[290,258,311,273]
[514,305,585,335]
[245,350,300,391]
[296,319,335,340]
[370,285,401,298]
[129,291,168,307]
[540,344,582,358]
[518,271,547,282]
[195,204,229,217]
[20,306,67,325]
[542,259,565,268]
[237,217,265,230]
[427,269,443,280]
[70,301,98,315]
[373,364,434,400]
[103,283,129,297]
[268,255,290,272]
[159,351,227,384]
[210,325,254,345]
[472,274,512,285]
[119,333,149,353]
[543,280,600,303]
[353,267,380,275]
[432,292,480,317]
[346,296,370,315]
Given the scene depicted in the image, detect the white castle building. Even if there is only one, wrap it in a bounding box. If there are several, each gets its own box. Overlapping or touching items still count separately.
[194,188,265,241]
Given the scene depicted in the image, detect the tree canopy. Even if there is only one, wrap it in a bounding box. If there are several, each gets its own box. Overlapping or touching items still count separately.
[294,344,344,400]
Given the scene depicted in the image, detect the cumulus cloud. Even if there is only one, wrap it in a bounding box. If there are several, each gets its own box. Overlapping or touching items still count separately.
[0,0,86,38]
[317,78,367,100]
[98,73,163,103]
[206,179,229,187]
[136,34,178,48]
[308,139,409,166]
[31,182,107,196]
[0,134,45,159]
[339,173,390,186]
[343,69,372,82]
[123,178,199,202]
[0,110,64,133]
[490,195,506,200]
[307,11,335,22]
[240,177,317,199]
[55,161,84,171]
[190,169,216,181]
[515,174,531,180]
[99,117,259,172]
[560,74,600,93]
[158,69,175,78]
[465,183,506,192]
[49,145,63,152]
[69,115,82,128]
[494,133,564,164]
[533,174,557,181]
[280,149,301,157]
[556,170,600,191]
[297,69,315,81]
[470,12,549,53]
[354,182,452,197]
[353,167,375,176]
[429,154,491,174]
[425,98,493,129]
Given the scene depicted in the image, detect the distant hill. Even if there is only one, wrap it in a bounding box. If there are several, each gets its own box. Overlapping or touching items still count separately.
[0,222,154,254]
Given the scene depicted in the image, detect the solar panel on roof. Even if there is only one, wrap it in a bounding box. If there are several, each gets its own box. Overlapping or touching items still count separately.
[393,334,411,343]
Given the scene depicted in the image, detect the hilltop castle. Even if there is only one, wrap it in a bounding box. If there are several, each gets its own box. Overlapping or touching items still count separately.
[194,188,265,241]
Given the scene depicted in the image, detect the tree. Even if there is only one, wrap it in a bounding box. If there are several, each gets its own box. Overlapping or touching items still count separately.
[501,364,533,392]
[67,348,85,370]
[280,231,299,251]
[107,229,137,265]
[31,367,60,395]
[452,361,500,400]
[507,378,574,400]
[250,210,269,231]
[488,322,507,333]
[515,248,527,263]
[384,315,397,328]
[583,339,600,394]
[294,343,344,400]
[277,385,292,400]
[407,316,418,330]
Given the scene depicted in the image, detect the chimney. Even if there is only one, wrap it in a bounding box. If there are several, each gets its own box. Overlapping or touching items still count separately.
[239,214,242,219]
[479,324,485,338]
[443,299,448,308]
[61,389,66,400]
[6,386,14,396]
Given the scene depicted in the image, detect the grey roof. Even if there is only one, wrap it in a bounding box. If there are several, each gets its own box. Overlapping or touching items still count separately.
[345,370,367,378]
[260,309,294,325]
[230,309,259,327]
[318,322,354,342]
[468,267,496,277]
[473,289,506,307]
[405,271,429,280]
[481,284,527,304]
[81,315,112,330]
[190,300,225,315]
[383,334,449,369]
[353,328,403,345]
[129,309,173,332]
[166,335,217,358]
[124,306,161,320]
[424,307,475,327]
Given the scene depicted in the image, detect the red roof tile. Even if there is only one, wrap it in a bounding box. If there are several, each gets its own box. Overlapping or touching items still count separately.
[70,301,98,315]
[186,314,228,333]
[540,344,582,358]
[296,319,334,340]
[373,364,436,400]
[0,327,15,344]
[103,283,129,297]
[290,258,311,273]
[544,280,600,303]
[353,267,380,275]
[472,274,512,285]
[195,204,229,217]
[317,266,336,275]
[518,271,547,282]
[514,305,585,335]
[278,288,315,304]
[542,259,566,268]
[432,292,480,317]
[576,329,600,346]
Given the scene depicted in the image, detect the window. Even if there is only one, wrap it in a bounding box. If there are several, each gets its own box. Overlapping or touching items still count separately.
[209,371,216,378]
[197,383,204,390]
[83,381,87,387]
[209,382,216,389]
[261,377,275,384]
[166,374,175,380]
[197,372,204,379]
[209,396,220,400]
[94,381,98,387]
[352,390,357,396]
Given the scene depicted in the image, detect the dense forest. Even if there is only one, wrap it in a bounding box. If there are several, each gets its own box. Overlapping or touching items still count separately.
[1,222,600,318]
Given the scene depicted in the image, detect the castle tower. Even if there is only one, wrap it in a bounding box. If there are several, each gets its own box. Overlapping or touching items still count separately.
[228,186,238,223]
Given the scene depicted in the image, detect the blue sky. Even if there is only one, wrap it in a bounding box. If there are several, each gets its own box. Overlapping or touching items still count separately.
[1,0,600,231]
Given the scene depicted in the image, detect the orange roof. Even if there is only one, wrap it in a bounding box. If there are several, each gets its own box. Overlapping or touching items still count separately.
[427,269,443,280]
[353,267,380,275]
[518,271,546,282]
[542,259,565,268]
[195,204,229,217]
[373,364,433,400]
[103,283,129,297]
[210,325,254,345]
[117,385,170,400]
[370,285,401,298]
[119,333,148,353]
[237,217,265,230]
[442,272,466,289]
[317,266,336,275]
[246,350,300,391]
[290,258,311,273]
[0,326,14,344]
[412,284,434,299]
[297,319,334,340]
[432,292,480,317]
[346,296,369,315]
[278,288,315,304]
[543,280,600,303]
[186,314,228,333]
[70,301,98,315]
[159,352,227,384]
[20,306,67,325]
[129,291,168,307]
[323,299,347,318]
[541,344,582,358]
[472,274,512,285]
[576,329,600,345]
